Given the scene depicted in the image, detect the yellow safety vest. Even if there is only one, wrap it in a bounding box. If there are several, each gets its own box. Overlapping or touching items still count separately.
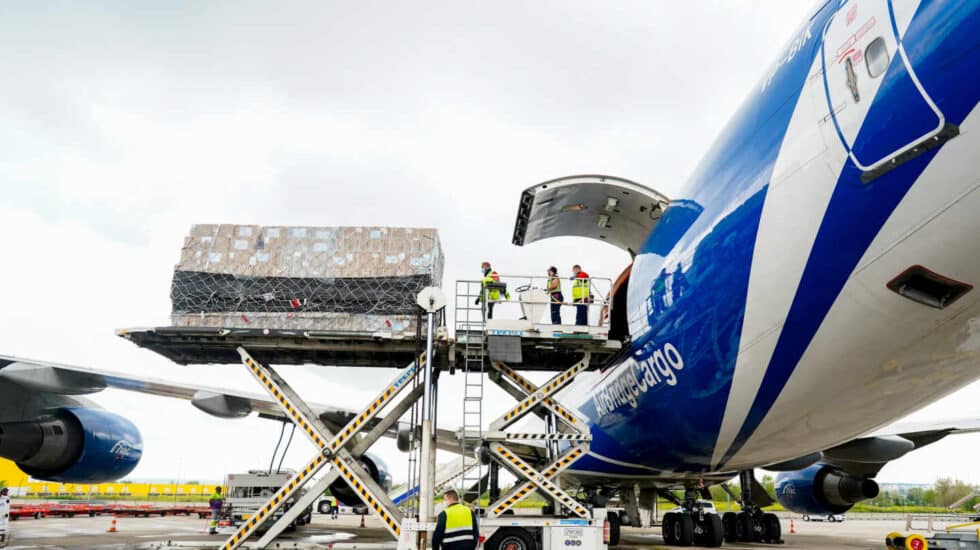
[443,503,475,543]
[480,271,509,301]
[547,276,562,295]
[572,274,590,301]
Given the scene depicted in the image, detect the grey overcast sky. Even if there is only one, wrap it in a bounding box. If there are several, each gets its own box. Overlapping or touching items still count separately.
[1,0,978,486]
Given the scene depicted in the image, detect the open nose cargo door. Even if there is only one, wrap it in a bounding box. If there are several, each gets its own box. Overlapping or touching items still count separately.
[511,174,669,257]
[512,174,670,347]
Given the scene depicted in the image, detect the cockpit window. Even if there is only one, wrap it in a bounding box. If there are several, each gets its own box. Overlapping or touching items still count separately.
[865,37,889,78]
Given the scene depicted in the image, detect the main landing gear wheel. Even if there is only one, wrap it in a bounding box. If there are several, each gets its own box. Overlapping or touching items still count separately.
[693,514,724,547]
[734,512,757,542]
[661,512,694,546]
[485,527,537,550]
[606,511,622,546]
[761,513,782,543]
[722,512,737,542]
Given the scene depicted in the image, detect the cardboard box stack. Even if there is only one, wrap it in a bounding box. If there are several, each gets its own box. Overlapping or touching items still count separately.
[170,225,444,334]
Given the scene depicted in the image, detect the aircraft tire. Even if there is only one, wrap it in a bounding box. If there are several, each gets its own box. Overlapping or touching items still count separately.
[695,514,724,547]
[676,514,694,546]
[734,512,754,542]
[802,514,810,521]
[606,511,621,546]
[661,512,676,544]
[762,513,781,542]
[722,512,736,542]
[662,512,694,546]
[722,512,737,542]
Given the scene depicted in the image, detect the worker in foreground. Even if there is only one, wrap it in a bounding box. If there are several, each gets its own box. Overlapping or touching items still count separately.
[476,261,509,319]
[431,489,478,550]
[571,264,591,326]
[208,486,224,535]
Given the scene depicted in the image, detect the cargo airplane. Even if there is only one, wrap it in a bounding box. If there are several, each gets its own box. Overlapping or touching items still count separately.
[1,0,979,547]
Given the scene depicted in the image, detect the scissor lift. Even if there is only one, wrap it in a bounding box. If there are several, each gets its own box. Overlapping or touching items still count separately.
[120,278,620,550]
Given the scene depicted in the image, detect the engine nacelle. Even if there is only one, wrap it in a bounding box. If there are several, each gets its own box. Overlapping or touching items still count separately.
[0,408,142,483]
[775,463,879,515]
[330,453,391,506]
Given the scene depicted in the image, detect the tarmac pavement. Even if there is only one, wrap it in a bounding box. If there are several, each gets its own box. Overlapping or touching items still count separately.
[0,511,933,549]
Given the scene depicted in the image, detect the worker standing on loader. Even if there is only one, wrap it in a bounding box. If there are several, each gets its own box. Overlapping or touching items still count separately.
[476,262,509,319]
[432,489,478,550]
[547,266,563,324]
[208,486,224,535]
[570,264,591,326]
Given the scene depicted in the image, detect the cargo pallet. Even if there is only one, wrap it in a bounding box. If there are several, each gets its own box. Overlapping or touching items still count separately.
[122,277,620,550]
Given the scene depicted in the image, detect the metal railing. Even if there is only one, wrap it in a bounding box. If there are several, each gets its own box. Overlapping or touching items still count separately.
[455,274,614,328]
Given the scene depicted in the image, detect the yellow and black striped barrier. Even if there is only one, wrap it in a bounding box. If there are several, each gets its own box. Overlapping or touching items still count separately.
[494,363,584,429]
[489,443,589,518]
[492,355,589,431]
[499,432,591,441]
[326,355,421,453]
[331,456,401,535]
[225,347,418,549]
[488,444,588,517]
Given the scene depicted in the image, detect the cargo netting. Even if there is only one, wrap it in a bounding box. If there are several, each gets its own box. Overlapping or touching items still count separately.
[171,271,433,316]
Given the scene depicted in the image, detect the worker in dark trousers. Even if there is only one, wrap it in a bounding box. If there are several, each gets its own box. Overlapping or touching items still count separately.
[476,262,509,320]
[547,266,563,324]
[432,489,478,550]
[208,486,224,535]
[570,264,591,326]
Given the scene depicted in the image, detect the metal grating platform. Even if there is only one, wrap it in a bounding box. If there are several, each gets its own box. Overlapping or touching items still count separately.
[117,326,621,371]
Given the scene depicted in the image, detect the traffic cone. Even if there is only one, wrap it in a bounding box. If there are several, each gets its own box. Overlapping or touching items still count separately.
[107,516,118,533]
[789,518,796,534]
[360,513,366,528]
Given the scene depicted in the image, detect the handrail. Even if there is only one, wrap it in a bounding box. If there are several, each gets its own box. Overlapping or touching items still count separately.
[455,274,614,328]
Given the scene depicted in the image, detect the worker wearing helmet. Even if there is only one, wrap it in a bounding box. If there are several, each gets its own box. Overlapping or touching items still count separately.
[432,490,478,550]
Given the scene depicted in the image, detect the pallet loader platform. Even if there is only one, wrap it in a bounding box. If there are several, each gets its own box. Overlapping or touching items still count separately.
[120,278,621,550]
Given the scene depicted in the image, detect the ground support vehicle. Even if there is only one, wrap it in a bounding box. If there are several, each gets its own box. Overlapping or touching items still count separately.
[224,470,313,532]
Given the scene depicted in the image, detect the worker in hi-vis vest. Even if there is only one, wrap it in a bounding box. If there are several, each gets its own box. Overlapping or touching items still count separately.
[208,486,224,535]
[475,261,509,320]
[547,266,564,324]
[432,489,479,550]
[570,264,591,326]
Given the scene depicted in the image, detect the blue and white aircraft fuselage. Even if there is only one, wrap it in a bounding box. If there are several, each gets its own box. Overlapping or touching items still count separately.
[563,0,980,484]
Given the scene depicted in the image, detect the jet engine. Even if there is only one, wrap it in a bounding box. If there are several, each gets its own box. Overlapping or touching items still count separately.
[330,453,391,505]
[0,407,142,483]
[774,463,879,515]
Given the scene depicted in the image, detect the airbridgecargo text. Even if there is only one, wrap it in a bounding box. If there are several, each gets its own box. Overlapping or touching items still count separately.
[591,342,684,416]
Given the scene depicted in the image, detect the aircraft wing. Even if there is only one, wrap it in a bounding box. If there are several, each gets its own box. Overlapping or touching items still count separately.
[0,353,462,453]
[0,352,342,420]
[768,416,980,477]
